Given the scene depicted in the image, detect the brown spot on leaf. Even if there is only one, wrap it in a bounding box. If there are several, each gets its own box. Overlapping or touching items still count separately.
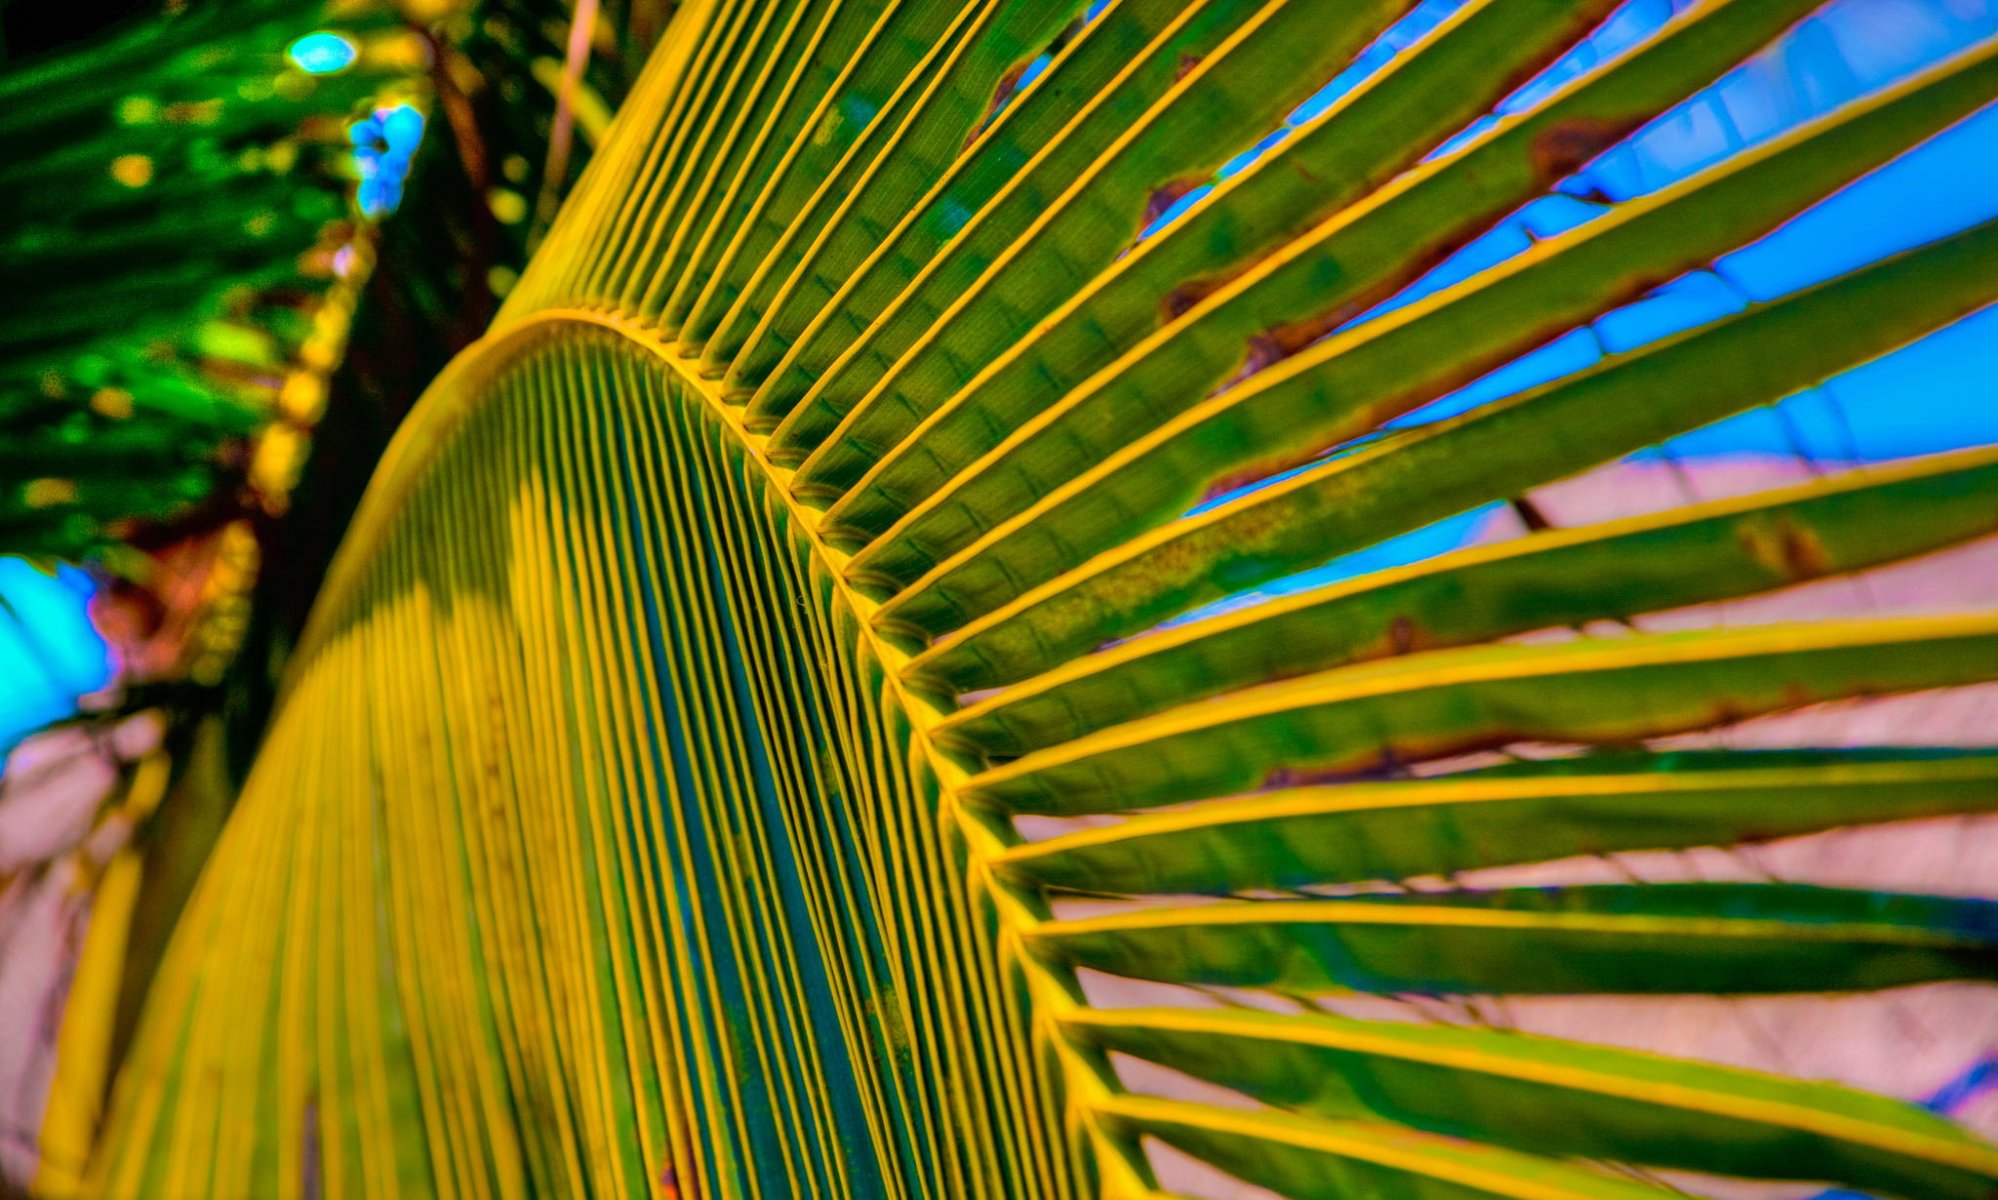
[1738,516,1832,580]
[1511,497,1554,532]
[1528,118,1625,180]
[966,62,1031,150]
[1162,276,1225,322]
[1777,518,1831,579]
[1141,178,1202,233]
[1240,332,1289,378]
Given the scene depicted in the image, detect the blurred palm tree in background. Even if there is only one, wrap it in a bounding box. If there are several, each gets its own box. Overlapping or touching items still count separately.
[7,1,1998,1197]
[0,0,672,1189]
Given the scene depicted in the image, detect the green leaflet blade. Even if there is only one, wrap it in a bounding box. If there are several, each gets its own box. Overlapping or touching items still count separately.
[1029,883,1998,995]
[966,614,1998,815]
[1073,1010,1998,1200]
[1092,1095,1685,1199]
[995,750,1998,894]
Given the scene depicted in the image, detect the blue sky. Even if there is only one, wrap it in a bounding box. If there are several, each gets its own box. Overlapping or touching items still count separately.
[0,559,112,759]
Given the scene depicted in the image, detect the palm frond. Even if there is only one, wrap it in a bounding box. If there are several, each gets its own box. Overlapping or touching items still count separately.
[78,3,1998,1199]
